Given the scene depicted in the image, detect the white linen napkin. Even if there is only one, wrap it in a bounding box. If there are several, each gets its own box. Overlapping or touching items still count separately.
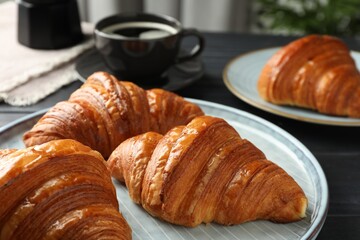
[0,1,94,106]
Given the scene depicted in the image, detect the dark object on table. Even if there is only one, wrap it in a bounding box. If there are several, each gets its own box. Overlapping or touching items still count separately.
[75,48,204,91]
[94,12,205,80]
[17,0,83,49]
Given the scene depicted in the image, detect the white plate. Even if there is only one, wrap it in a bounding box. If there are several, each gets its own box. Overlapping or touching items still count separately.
[223,47,360,126]
[0,99,328,240]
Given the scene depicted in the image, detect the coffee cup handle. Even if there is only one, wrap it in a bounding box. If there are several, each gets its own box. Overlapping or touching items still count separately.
[176,28,205,63]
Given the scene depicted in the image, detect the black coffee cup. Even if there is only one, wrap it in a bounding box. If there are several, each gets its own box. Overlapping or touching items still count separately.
[94,12,205,80]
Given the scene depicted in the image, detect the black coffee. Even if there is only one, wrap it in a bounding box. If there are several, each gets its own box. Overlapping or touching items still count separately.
[101,22,178,39]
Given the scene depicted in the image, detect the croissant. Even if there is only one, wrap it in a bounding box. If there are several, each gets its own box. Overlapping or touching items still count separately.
[107,115,307,227]
[258,34,360,118]
[0,139,131,240]
[23,72,204,158]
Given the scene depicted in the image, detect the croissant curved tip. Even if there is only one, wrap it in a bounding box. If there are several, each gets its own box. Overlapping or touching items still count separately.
[272,196,308,223]
[298,197,308,219]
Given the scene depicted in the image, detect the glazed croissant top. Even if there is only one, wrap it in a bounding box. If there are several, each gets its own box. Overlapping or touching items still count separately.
[0,139,131,240]
[23,72,204,158]
[108,116,307,227]
[258,35,360,118]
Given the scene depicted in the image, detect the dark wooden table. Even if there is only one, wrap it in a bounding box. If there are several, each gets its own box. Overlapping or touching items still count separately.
[1,33,359,239]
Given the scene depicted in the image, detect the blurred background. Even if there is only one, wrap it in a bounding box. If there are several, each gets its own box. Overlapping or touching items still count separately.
[3,0,360,36]
[77,0,360,37]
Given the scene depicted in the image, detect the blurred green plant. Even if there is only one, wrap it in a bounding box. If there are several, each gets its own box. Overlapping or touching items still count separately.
[256,0,360,36]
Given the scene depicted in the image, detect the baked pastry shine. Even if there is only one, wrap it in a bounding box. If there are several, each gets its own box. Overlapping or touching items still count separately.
[108,116,308,227]
[258,35,360,117]
[23,72,204,158]
[0,139,131,240]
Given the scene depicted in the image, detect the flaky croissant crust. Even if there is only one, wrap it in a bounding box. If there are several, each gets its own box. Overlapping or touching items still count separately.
[0,139,131,240]
[23,72,204,158]
[258,35,360,118]
[108,116,307,227]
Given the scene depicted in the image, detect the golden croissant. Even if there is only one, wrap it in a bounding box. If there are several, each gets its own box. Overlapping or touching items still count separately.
[0,139,131,240]
[23,72,204,158]
[258,34,360,118]
[108,115,307,227]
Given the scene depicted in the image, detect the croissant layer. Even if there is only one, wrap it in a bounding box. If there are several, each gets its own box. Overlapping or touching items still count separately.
[258,35,360,117]
[108,116,307,227]
[23,72,204,158]
[0,139,131,240]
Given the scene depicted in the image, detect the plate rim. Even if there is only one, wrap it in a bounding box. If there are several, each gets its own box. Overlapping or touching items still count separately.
[0,99,328,239]
[223,47,360,127]
[0,108,48,135]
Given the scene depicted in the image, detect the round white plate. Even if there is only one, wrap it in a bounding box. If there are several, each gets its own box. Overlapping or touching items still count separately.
[0,99,328,240]
[223,47,360,126]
